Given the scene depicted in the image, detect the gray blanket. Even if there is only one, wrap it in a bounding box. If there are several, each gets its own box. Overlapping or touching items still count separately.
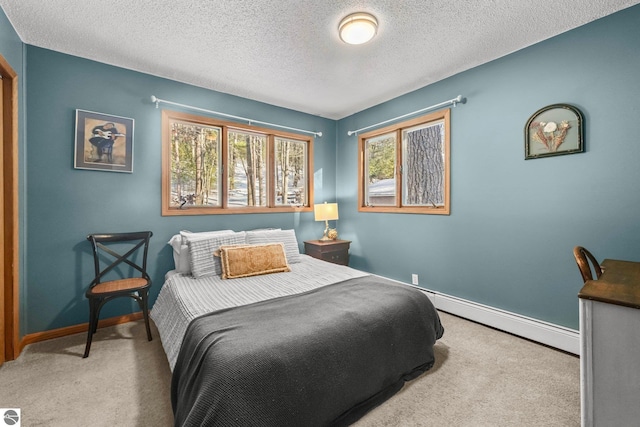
[171,275,444,426]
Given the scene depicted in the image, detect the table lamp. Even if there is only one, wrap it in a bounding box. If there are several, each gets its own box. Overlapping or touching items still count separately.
[314,202,339,241]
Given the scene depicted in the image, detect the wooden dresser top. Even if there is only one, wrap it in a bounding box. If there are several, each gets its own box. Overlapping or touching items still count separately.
[579,259,640,309]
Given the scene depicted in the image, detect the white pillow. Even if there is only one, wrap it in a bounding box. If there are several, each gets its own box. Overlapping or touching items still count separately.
[176,244,191,274]
[168,230,234,274]
[179,229,234,243]
[168,234,183,270]
[188,232,247,278]
[246,229,301,264]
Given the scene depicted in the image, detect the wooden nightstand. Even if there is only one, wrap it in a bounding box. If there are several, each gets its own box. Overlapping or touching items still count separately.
[304,239,351,266]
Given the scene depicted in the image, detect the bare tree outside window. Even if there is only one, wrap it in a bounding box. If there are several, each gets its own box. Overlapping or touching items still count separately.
[169,120,221,208]
[402,121,445,207]
[228,131,267,207]
[275,138,308,206]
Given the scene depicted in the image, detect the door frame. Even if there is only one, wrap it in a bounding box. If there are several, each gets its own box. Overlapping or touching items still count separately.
[0,53,19,364]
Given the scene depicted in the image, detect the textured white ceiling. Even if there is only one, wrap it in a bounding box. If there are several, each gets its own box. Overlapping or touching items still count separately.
[1,0,639,119]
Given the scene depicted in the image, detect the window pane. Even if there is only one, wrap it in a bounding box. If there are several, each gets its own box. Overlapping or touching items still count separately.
[364,133,396,206]
[170,120,221,208]
[275,137,307,206]
[402,120,445,206]
[228,130,267,207]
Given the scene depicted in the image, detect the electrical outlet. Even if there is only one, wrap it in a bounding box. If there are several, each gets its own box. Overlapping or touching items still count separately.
[411,274,419,285]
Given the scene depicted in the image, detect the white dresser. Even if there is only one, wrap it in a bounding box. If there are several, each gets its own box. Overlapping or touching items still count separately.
[579,259,640,427]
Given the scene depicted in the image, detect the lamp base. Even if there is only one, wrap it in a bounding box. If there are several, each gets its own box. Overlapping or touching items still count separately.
[319,220,339,241]
[319,220,330,241]
[319,227,338,241]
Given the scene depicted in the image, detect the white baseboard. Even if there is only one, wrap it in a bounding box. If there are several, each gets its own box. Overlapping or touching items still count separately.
[422,289,580,355]
[371,274,580,355]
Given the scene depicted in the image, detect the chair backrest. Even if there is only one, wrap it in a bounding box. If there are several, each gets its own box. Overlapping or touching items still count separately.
[87,231,153,288]
[573,246,603,283]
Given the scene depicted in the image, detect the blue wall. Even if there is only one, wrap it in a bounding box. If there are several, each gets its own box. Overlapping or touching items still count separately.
[6,4,640,336]
[337,5,640,329]
[23,47,337,334]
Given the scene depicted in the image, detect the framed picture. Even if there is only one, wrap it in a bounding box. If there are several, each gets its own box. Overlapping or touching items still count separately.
[74,109,134,172]
[525,104,584,160]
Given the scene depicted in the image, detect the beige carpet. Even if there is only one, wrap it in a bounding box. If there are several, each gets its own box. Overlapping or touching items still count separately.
[0,312,579,426]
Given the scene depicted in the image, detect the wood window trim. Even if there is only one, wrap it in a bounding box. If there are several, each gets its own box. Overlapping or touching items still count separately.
[162,110,314,216]
[358,109,450,215]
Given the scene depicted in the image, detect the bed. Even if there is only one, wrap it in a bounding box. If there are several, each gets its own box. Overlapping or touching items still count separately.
[151,229,444,426]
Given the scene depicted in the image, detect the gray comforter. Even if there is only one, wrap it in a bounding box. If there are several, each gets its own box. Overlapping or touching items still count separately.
[171,275,444,426]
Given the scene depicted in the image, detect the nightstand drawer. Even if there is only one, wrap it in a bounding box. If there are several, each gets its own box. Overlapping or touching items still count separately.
[320,250,349,265]
[304,240,351,266]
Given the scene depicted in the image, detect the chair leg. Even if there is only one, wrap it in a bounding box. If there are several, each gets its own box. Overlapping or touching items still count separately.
[92,305,100,334]
[84,298,98,358]
[140,291,153,342]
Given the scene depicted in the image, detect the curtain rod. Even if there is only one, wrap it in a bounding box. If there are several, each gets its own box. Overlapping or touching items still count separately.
[150,96,323,138]
[347,95,466,136]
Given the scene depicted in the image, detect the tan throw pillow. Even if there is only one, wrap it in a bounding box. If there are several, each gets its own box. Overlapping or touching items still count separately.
[218,243,291,279]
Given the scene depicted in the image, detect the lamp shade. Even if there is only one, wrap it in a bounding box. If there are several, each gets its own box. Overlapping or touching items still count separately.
[314,203,339,221]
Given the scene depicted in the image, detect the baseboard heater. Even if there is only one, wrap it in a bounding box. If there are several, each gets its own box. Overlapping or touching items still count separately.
[419,288,580,355]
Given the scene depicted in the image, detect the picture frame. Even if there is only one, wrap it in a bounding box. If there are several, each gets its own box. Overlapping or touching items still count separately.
[74,109,134,172]
[524,104,584,160]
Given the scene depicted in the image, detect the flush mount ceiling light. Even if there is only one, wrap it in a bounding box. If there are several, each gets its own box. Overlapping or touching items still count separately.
[339,12,378,45]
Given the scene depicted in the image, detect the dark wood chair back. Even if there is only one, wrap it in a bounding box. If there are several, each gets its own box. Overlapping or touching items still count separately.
[573,246,603,283]
[88,231,152,290]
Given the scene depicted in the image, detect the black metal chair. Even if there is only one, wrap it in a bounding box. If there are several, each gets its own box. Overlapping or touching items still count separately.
[573,246,603,283]
[84,231,153,358]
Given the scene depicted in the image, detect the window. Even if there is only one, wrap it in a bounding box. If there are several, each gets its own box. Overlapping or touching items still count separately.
[228,130,267,207]
[358,109,450,214]
[274,137,308,206]
[162,110,313,215]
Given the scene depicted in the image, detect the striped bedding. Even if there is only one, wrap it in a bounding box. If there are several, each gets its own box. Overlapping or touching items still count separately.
[151,254,367,370]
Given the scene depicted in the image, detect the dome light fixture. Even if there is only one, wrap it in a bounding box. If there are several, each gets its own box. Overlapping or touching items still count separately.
[339,12,378,45]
